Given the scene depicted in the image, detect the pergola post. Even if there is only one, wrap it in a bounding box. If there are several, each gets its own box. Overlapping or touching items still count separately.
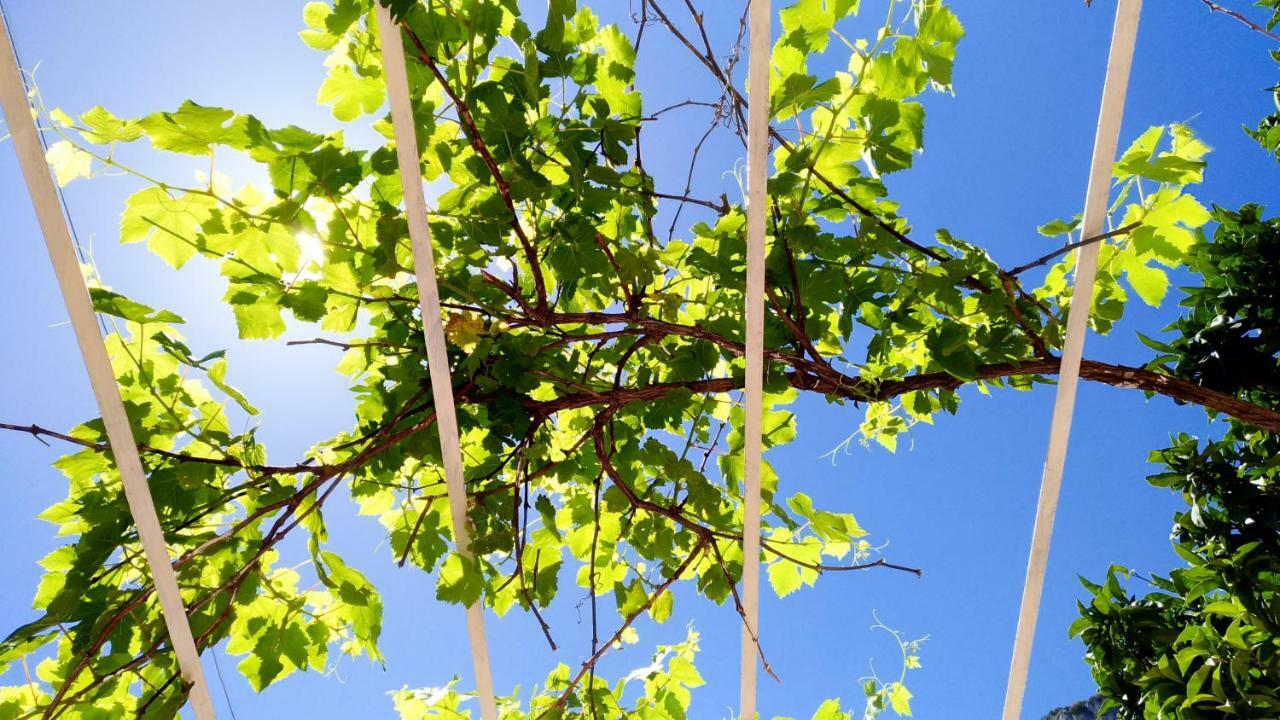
[1002,1,1144,717]
[373,5,500,720]
[739,0,771,718]
[0,8,217,720]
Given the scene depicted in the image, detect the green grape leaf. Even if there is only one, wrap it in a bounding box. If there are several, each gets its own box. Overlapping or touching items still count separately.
[436,553,485,607]
[119,186,216,268]
[1124,261,1169,307]
[88,288,185,325]
[207,358,259,415]
[316,551,384,662]
[45,141,92,186]
[317,65,386,122]
[78,106,143,144]
[139,100,247,155]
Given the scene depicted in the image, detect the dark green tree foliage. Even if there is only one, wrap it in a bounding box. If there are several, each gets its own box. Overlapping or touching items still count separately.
[1246,63,1280,159]
[1075,208,1280,719]
[1155,206,1280,406]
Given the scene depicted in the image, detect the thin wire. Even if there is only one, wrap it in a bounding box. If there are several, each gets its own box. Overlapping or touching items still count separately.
[211,650,240,720]
[1001,1,1144,718]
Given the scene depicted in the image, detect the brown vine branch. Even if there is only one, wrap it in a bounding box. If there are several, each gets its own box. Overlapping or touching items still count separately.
[708,538,780,682]
[536,536,710,719]
[523,356,1280,433]
[399,26,548,313]
[0,422,325,476]
[999,275,1051,359]
[644,189,729,213]
[1006,222,1142,276]
[1196,0,1280,42]
[287,337,416,352]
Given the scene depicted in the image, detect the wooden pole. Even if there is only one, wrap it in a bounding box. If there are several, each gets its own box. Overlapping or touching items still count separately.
[1002,1,1143,717]
[0,8,217,719]
[373,6,499,720]
[740,0,770,717]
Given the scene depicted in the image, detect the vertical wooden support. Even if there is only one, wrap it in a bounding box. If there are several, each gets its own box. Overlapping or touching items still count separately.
[1002,2,1143,717]
[373,6,499,720]
[0,8,217,720]
[740,0,771,718]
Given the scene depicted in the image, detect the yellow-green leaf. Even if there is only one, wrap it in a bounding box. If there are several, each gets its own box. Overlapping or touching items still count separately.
[318,65,385,122]
[45,141,91,186]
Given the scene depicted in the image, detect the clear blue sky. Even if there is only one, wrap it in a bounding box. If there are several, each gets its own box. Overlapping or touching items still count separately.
[1,1,1277,718]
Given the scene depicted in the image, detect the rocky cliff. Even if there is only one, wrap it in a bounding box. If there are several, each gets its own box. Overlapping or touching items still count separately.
[1042,695,1118,720]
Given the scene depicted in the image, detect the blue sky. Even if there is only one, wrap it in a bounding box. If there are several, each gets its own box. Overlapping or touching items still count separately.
[1,1,1278,718]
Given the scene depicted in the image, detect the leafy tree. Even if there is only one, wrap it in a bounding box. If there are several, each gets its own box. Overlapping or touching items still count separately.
[1075,206,1280,719]
[1,0,1278,718]
[1070,3,1280,715]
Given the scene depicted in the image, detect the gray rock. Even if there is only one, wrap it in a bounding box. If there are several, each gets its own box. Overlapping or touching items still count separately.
[1042,695,1118,720]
